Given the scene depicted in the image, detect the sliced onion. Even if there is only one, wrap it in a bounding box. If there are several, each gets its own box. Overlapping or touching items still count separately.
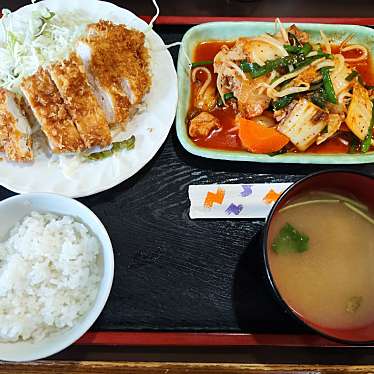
[270,64,311,89]
[192,66,212,99]
[251,34,289,57]
[315,60,335,70]
[320,30,331,54]
[275,17,288,44]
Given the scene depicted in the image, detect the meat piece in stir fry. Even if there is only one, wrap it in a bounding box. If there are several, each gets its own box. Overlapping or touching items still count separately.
[189,112,221,138]
[288,25,309,44]
[236,77,271,119]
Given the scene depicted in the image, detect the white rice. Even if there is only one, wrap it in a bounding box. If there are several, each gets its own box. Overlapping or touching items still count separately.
[0,211,101,342]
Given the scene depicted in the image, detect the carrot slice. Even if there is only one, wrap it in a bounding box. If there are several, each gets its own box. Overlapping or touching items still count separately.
[238,118,290,154]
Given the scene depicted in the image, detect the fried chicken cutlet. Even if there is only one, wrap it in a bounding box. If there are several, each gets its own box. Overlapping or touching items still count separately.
[49,52,112,149]
[76,20,151,127]
[0,89,33,162]
[21,68,84,153]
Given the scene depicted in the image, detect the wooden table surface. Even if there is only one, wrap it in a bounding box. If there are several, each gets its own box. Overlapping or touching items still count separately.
[2,1,374,372]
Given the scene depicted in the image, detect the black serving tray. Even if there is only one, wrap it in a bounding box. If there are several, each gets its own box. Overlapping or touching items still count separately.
[1,25,373,339]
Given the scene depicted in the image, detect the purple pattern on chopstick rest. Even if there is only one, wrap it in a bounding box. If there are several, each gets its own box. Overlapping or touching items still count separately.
[240,185,253,197]
[225,203,243,215]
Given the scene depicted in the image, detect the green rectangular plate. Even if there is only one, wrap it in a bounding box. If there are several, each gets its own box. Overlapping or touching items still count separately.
[176,21,374,164]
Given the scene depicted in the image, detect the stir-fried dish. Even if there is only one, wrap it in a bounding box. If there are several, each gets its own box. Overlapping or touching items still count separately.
[187,20,374,155]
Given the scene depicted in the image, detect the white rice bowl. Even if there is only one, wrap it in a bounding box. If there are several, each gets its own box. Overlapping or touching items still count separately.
[0,212,101,342]
[0,193,114,362]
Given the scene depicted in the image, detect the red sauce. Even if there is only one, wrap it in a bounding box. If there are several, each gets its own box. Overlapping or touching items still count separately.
[306,137,349,154]
[188,40,373,155]
[331,45,374,85]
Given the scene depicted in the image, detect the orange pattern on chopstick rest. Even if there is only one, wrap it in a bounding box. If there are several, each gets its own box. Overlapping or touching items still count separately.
[204,187,225,208]
[263,189,282,204]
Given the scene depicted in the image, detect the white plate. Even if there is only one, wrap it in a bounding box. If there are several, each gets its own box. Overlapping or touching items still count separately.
[0,0,177,198]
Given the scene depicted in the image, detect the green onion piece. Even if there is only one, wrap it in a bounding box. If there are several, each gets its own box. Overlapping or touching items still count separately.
[240,60,251,72]
[224,92,235,101]
[86,136,136,160]
[272,223,309,254]
[321,67,337,104]
[217,92,236,107]
[300,43,313,56]
[345,70,359,81]
[358,75,365,86]
[191,60,213,68]
[284,43,312,58]
[273,95,294,111]
[345,70,366,88]
[366,85,374,90]
[284,45,302,54]
[241,51,332,79]
[294,53,331,69]
[349,136,360,154]
[361,102,374,153]
[311,89,327,109]
[240,60,269,78]
[216,96,224,107]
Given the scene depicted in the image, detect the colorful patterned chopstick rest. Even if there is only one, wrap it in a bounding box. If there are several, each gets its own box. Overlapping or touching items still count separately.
[189,183,292,219]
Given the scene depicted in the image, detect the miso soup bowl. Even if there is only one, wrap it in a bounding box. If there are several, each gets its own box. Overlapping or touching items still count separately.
[263,170,374,345]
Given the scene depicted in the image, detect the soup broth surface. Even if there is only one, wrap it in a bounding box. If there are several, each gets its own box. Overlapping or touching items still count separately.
[268,192,374,330]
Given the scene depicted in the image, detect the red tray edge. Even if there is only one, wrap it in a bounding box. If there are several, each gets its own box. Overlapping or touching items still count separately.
[76,332,373,348]
[141,16,374,26]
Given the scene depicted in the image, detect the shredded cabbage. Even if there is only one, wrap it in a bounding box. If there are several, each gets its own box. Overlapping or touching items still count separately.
[0,6,92,92]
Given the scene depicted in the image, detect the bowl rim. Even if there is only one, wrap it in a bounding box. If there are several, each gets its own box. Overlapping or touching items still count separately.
[0,192,114,362]
[262,169,374,345]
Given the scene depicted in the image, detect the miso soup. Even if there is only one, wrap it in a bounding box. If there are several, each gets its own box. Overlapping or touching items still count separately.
[268,191,374,330]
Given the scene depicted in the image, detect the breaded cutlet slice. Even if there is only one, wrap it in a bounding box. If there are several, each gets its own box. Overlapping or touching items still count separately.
[49,52,112,149]
[21,68,84,153]
[76,21,151,126]
[0,89,33,162]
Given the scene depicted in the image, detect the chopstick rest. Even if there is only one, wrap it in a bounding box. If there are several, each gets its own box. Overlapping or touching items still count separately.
[189,183,292,219]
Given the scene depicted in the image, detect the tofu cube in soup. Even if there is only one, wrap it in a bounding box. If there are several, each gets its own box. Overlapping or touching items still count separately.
[346,83,373,141]
[277,99,328,151]
[21,68,84,153]
[49,52,112,149]
[0,89,33,161]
